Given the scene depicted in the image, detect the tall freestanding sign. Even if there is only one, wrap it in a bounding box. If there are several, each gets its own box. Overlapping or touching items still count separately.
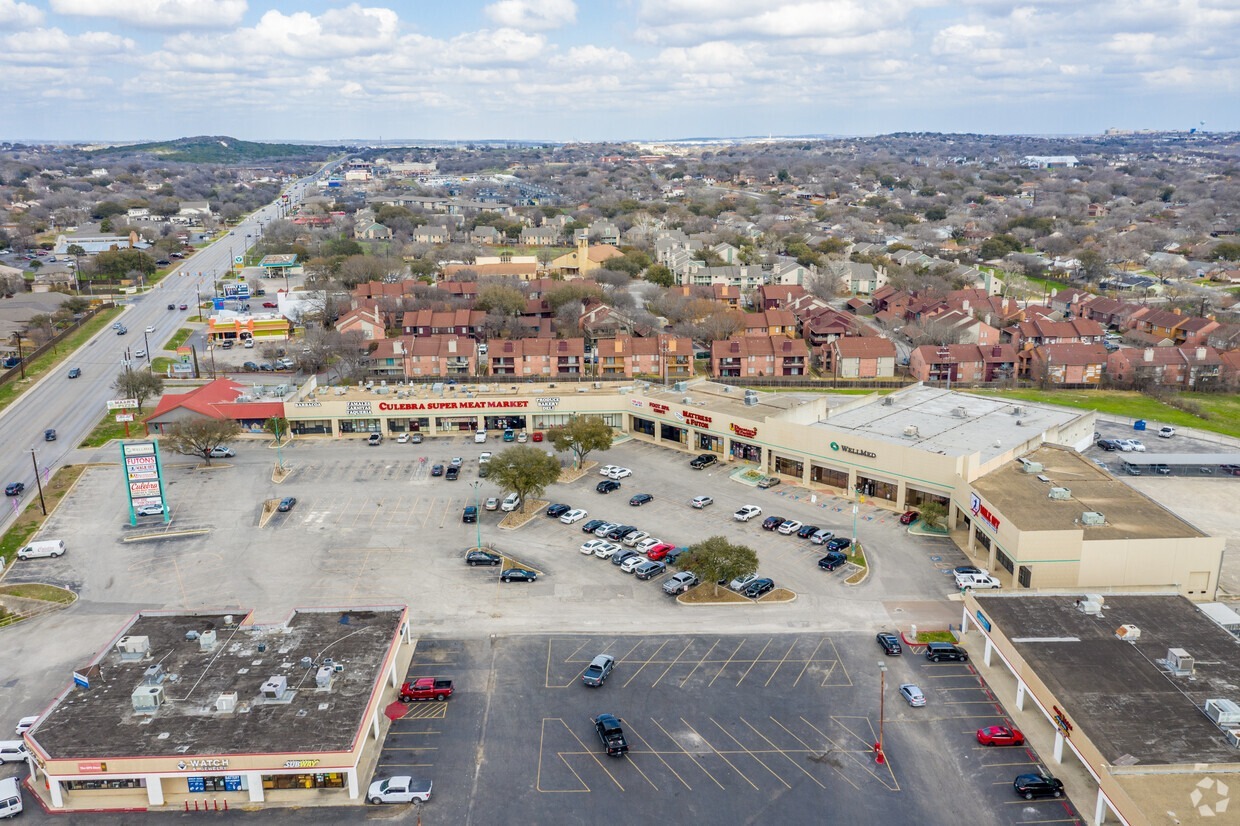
[120,440,169,525]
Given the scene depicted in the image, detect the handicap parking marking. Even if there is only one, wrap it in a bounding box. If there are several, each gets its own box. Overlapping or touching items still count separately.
[399,703,450,720]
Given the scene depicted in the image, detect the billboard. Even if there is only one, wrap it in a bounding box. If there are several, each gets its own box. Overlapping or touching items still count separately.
[121,441,169,524]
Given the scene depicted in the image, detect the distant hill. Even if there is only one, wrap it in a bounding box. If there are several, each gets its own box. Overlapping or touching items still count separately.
[92,135,340,163]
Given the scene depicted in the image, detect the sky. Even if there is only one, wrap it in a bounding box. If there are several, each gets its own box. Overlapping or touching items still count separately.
[1,0,1235,143]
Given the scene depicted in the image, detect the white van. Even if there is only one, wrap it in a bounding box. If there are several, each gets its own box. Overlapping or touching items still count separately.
[0,740,28,763]
[14,716,38,736]
[17,539,66,560]
[500,493,521,512]
[0,776,21,818]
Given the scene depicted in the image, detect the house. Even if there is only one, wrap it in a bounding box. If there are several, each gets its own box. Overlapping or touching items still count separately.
[710,284,741,310]
[401,308,486,338]
[596,334,693,379]
[412,225,450,245]
[336,305,385,341]
[352,281,408,302]
[1003,317,1106,350]
[771,259,814,286]
[1106,346,1224,390]
[1127,308,1220,347]
[828,336,898,378]
[826,260,887,294]
[711,335,810,378]
[579,301,622,340]
[914,308,1000,346]
[357,222,393,241]
[758,284,807,309]
[1022,343,1109,384]
[551,236,625,276]
[403,335,476,378]
[1048,287,1097,317]
[488,338,586,377]
[589,221,620,246]
[435,281,479,299]
[470,226,501,245]
[907,344,1018,384]
[178,201,213,217]
[440,260,540,280]
[800,306,863,349]
[520,226,561,246]
[742,309,798,338]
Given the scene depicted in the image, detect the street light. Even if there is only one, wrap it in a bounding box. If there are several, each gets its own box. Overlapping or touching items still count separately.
[876,662,887,764]
[470,480,483,550]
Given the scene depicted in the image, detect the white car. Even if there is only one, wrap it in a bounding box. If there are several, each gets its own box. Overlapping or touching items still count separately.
[397,433,409,443]
[620,554,648,573]
[581,539,609,555]
[734,505,762,522]
[1116,440,1134,452]
[810,529,834,545]
[691,495,714,508]
[956,572,1002,590]
[500,493,520,512]
[623,530,650,547]
[777,519,803,535]
[1124,439,1146,452]
[594,542,622,560]
[599,465,621,477]
[474,430,487,443]
[1158,426,1175,438]
[479,452,493,464]
[135,503,164,516]
[134,348,147,359]
[636,537,662,553]
[144,325,155,333]
[559,508,587,524]
[14,715,38,736]
[607,467,632,479]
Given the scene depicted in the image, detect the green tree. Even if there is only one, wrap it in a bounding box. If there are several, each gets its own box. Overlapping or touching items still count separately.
[264,416,290,444]
[547,416,613,470]
[95,248,156,278]
[1210,242,1240,261]
[675,536,759,596]
[917,501,946,530]
[112,369,165,412]
[645,264,675,287]
[979,234,1021,260]
[91,200,126,220]
[488,446,562,514]
[923,207,947,222]
[475,284,525,317]
[323,237,363,257]
[161,418,243,465]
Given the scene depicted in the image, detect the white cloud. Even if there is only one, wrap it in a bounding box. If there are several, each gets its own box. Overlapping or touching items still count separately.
[485,0,576,30]
[49,0,247,30]
[0,27,133,66]
[447,28,547,66]
[550,45,633,71]
[658,41,752,73]
[637,0,918,44]
[0,0,42,27]
[249,5,400,59]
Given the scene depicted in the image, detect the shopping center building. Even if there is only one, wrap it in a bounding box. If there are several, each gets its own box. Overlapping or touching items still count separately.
[23,607,412,812]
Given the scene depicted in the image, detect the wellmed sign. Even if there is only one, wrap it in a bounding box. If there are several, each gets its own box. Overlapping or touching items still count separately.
[830,441,877,459]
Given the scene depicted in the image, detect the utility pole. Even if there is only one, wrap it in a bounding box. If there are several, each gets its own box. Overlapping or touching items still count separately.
[30,448,47,515]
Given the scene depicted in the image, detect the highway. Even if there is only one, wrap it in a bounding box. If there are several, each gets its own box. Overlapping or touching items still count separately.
[0,168,327,534]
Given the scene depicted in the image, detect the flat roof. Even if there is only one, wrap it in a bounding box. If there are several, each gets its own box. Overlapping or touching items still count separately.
[29,608,404,759]
[640,379,821,422]
[972,445,1206,540]
[816,384,1084,462]
[975,593,1240,765]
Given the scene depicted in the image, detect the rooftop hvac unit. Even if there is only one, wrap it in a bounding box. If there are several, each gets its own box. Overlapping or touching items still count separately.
[743,394,758,407]
[952,406,968,418]
[216,692,238,713]
[1077,595,1104,615]
[1166,648,1195,676]
[593,382,602,389]
[375,386,389,394]
[1048,487,1072,500]
[1224,728,1240,750]
[1115,624,1141,642]
[117,635,150,659]
[1011,405,1025,415]
[1204,698,1240,727]
[142,664,166,685]
[199,630,217,651]
[131,684,164,715]
[882,397,894,406]
[261,675,290,701]
[1081,511,1106,526]
[903,425,920,438]
[315,665,334,689]
[1022,461,1044,474]
[673,381,688,392]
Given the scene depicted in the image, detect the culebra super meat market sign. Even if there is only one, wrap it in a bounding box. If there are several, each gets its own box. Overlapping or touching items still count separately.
[377,400,530,411]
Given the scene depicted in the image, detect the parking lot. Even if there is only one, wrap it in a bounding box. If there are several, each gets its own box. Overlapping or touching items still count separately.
[373,634,1082,825]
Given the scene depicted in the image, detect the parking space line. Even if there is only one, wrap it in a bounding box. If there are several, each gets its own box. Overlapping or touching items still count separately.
[739,716,826,789]
[735,639,774,687]
[648,717,726,790]
[369,501,387,527]
[650,639,696,688]
[623,639,672,688]
[623,724,692,791]
[791,638,826,688]
[798,716,894,792]
[608,721,661,791]
[562,720,626,791]
[766,716,865,791]
[535,719,590,793]
[678,639,721,688]
[708,717,790,789]
[681,718,759,790]
[821,638,853,687]
[763,639,800,687]
[708,639,747,687]
[384,497,404,527]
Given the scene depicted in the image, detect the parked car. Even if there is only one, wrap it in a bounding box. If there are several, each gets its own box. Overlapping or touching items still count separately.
[757,476,781,489]
[1158,426,1175,438]
[622,530,649,547]
[560,508,588,524]
[582,519,606,534]
[691,495,714,509]
[545,503,571,518]
[899,510,919,525]
[611,549,639,567]
[598,465,621,476]
[502,429,515,442]
[733,505,762,522]
[596,480,621,494]
[593,714,628,757]
[635,537,662,553]
[500,568,537,583]
[1096,438,1121,451]
[796,524,820,538]
[67,367,81,379]
[977,726,1025,747]
[582,654,615,687]
[594,543,622,560]
[242,361,259,371]
[135,503,165,516]
[366,776,432,805]
[634,560,666,580]
[500,493,520,512]
[1013,772,1063,800]
[208,446,235,458]
[810,529,834,545]
[593,522,618,538]
[410,432,423,444]
[925,642,969,663]
[517,431,528,442]
[876,632,903,656]
[462,505,478,523]
[825,537,852,553]
[474,430,487,443]
[606,467,632,479]
[663,571,700,595]
[899,684,926,707]
[729,573,758,591]
[742,578,775,599]
[955,572,1001,590]
[465,550,502,566]
[645,543,675,561]
[629,493,653,506]
[1121,438,1146,452]
[277,497,297,512]
[430,464,444,477]
[581,539,611,556]
[483,497,500,512]
[449,457,463,467]
[262,302,277,308]
[445,466,460,480]
[761,515,786,531]
[818,551,848,571]
[689,453,718,469]
[606,525,637,541]
[776,519,803,535]
[620,554,647,573]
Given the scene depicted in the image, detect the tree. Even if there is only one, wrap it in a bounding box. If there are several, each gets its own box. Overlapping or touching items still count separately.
[488,446,561,514]
[547,416,613,470]
[675,536,759,595]
[112,369,164,411]
[475,284,525,317]
[161,418,242,465]
[918,501,946,530]
[1077,249,1108,283]
[644,264,675,287]
[264,416,290,444]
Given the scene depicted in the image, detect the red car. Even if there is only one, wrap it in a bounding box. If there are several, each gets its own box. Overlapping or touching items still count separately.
[263,302,277,308]
[899,510,919,525]
[976,726,1025,747]
[532,431,543,442]
[178,303,188,310]
[645,543,675,561]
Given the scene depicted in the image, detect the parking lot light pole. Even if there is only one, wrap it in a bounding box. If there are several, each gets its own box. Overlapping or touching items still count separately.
[470,480,482,550]
[851,504,859,555]
[876,661,887,764]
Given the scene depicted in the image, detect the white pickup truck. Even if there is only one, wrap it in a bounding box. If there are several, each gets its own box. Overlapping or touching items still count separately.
[955,572,1001,590]
[367,776,432,804]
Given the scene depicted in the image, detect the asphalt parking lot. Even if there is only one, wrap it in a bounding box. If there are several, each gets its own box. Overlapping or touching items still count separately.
[373,634,1082,826]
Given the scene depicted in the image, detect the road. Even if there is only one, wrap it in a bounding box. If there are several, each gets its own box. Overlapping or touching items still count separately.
[0,164,333,535]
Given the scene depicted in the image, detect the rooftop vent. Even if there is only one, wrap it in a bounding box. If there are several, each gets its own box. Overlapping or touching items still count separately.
[1010,405,1025,415]
[216,692,238,713]
[952,406,968,418]
[882,397,894,406]
[1048,487,1072,500]
[1115,624,1141,642]
[199,630,217,651]
[1019,460,1044,473]
[261,675,291,702]
[1081,511,1106,526]
[903,425,920,438]
[672,381,688,392]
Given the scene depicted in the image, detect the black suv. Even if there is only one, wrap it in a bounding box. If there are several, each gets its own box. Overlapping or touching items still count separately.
[593,714,629,756]
[1013,773,1063,800]
[1096,438,1121,451]
[876,632,902,656]
[596,480,621,494]
[689,453,718,469]
[925,642,969,663]
[465,550,502,566]
[546,503,571,518]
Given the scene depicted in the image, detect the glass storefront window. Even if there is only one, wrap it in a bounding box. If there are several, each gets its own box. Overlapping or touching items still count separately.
[811,465,849,488]
[262,772,345,791]
[697,433,721,452]
[64,778,147,791]
[436,417,477,432]
[730,440,761,462]
[632,417,655,436]
[338,419,379,434]
[856,476,897,501]
[660,423,686,444]
[291,419,331,435]
[773,456,803,477]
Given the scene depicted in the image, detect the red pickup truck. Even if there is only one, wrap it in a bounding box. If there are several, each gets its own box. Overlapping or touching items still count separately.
[399,677,454,702]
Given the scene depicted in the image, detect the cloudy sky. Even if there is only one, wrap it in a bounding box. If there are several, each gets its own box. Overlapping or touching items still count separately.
[2,0,1235,143]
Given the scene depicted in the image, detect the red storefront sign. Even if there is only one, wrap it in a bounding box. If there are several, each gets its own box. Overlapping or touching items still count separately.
[377,400,529,411]
[730,423,758,439]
